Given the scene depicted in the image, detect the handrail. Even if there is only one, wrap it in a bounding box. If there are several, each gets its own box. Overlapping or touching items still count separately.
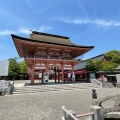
[62,106,94,120]
[62,106,78,120]
[91,79,103,87]
[76,112,94,118]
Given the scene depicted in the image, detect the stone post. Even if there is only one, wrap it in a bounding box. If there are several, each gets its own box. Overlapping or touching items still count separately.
[90,106,104,120]
[92,89,97,105]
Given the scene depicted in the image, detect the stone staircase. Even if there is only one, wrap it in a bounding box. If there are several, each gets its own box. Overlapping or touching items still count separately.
[12,84,93,95]
[12,82,100,95]
[13,86,60,95]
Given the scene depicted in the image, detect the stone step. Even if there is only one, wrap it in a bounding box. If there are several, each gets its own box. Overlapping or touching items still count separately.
[14,87,76,92]
[13,87,62,95]
[12,83,96,95]
[13,88,78,95]
[12,86,87,95]
[14,86,86,91]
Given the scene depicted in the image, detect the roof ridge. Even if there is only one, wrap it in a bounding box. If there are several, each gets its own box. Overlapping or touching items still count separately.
[31,30,70,39]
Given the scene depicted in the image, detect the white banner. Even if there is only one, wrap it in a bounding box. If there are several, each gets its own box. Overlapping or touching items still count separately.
[38,73,42,78]
[0,60,9,76]
[68,73,71,78]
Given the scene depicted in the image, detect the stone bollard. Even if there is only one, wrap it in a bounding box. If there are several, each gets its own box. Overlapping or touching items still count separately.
[66,110,76,120]
[90,106,104,120]
[92,89,97,105]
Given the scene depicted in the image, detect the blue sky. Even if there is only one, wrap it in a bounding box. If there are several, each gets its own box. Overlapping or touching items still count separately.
[0,0,120,60]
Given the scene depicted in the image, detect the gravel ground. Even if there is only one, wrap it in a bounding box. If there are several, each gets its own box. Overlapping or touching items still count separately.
[0,83,120,120]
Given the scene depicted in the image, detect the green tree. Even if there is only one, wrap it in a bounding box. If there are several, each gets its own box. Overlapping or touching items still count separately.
[101,61,117,71]
[20,60,27,74]
[8,57,20,76]
[105,50,120,64]
[86,60,117,72]
[86,60,102,72]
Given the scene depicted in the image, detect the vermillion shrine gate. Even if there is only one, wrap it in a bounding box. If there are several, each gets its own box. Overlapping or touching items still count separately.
[11,31,94,84]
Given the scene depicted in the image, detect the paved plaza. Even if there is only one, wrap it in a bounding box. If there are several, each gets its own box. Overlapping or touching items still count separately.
[0,81,120,120]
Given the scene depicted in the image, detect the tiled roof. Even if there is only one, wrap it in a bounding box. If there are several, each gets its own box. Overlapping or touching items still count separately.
[11,32,94,48]
[30,33,78,46]
[11,31,94,58]
[116,65,120,70]
[74,54,105,70]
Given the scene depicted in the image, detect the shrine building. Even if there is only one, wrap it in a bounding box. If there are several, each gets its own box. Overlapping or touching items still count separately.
[11,31,94,84]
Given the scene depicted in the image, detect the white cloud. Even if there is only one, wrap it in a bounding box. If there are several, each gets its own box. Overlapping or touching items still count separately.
[93,19,113,26]
[0,30,16,36]
[114,22,120,26]
[18,28,31,34]
[63,19,89,24]
[0,26,52,36]
[54,17,120,27]
[39,26,52,32]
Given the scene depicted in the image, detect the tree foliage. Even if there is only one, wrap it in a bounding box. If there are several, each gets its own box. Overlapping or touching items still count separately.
[105,50,120,64]
[86,60,117,72]
[20,60,27,74]
[8,58,28,76]
[86,50,120,72]
[86,60,102,72]
[101,61,117,71]
[8,57,20,76]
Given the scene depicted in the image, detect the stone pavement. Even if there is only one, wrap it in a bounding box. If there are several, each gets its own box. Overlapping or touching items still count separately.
[13,81,100,95]
[0,81,120,120]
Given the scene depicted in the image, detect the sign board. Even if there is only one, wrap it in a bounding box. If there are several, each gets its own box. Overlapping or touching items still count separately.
[38,72,42,78]
[0,60,9,76]
[90,73,96,79]
[68,73,71,78]
[116,74,120,83]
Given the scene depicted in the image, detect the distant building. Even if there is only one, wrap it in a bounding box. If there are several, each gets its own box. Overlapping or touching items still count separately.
[74,54,108,81]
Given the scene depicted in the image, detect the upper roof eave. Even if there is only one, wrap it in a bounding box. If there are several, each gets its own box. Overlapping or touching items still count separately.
[11,34,94,49]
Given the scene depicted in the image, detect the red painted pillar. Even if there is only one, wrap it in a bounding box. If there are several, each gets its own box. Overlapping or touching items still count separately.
[58,70,60,83]
[31,64,35,85]
[72,64,74,73]
[55,67,56,83]
[45,63,48,72]
[42,72,44,84]
[61,64,64,82]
